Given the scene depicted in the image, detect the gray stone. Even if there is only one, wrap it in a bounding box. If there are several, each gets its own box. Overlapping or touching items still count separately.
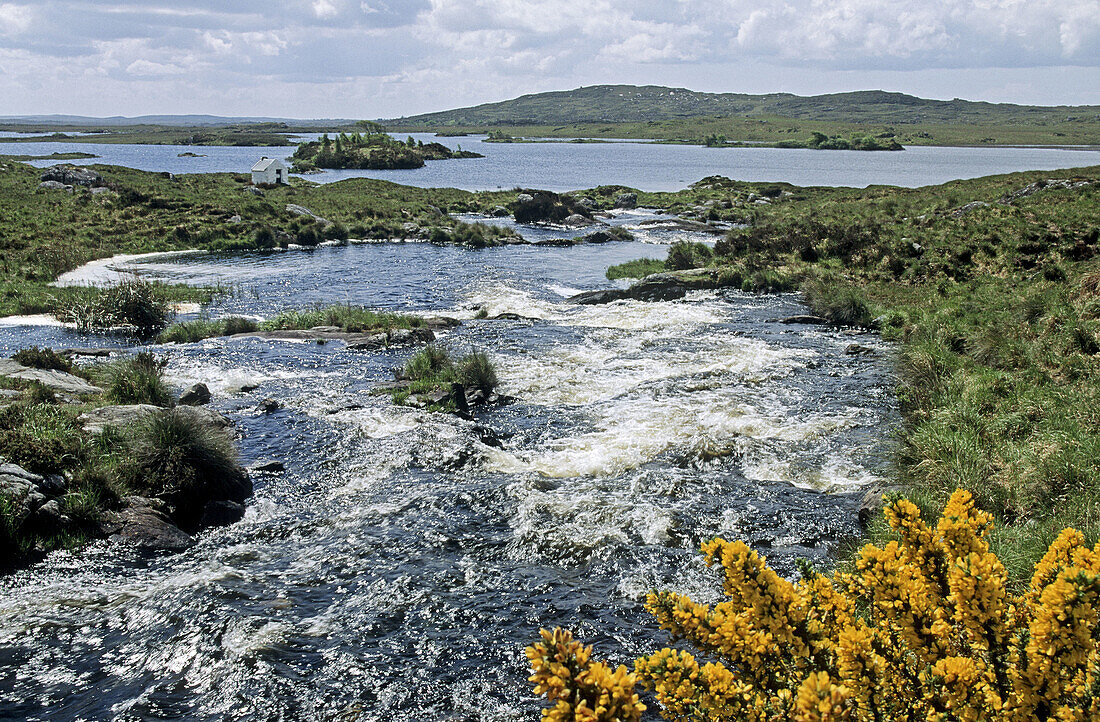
[285,203,328,223]
[78,404,160,434]
[89,186,114,196]
[40,164,103,187]
[103,504,195,552]
[257,398,282,414]
[614,192,637,209]
[560,213,591,227]
[174,405,231,429]
[779,315,828,325]
[386,327,435,346]
[249,460,285,473]
[179,383,211,406]
[200,500,245,528]
[845,343,875,355]
[28,499,68,533]
[489,205,510,217]
[243,186,265,196]
[515,193,534,204]
[37,180,72,193]
[0,360,103,397]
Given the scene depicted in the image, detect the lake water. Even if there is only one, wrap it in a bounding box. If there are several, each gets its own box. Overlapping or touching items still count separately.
[0,215,898,720]
[1,133,1097,191]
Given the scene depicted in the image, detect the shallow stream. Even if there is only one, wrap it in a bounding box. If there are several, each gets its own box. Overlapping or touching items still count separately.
[0,215,897,720]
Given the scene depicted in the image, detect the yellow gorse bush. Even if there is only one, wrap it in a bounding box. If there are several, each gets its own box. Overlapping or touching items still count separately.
[527,490,1100,721]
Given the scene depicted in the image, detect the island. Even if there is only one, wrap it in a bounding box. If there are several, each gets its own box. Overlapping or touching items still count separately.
[290,122,482,171]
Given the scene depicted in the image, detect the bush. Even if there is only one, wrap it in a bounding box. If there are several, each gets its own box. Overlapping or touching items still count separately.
[124,408,246,524]
[530,490,1100,721]
[12,346,72,373]
[665,241,714,271]
[105,352,173,407]
[58,280,173,337]
[802,278,875,328]
[457,351,498,394]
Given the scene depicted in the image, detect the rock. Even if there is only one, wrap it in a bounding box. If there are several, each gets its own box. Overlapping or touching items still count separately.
[845,343,875,355]
[575,197,596,209]
[535,238,577,247]
[466,388,486,406]
[614,192,638,209]
[199,500,245,528]
[27,499,68,533]
[578,229,632,244]
[229,383,260,394]
[515,193,534,204]
[401,222,422,237]
[423,316,462,330]
[858,484,903,530]
[489,205,510,217]
[450,383,470,414]
[39,474,66,495]
[426,205,445,217]
[285,204,328,224]
[569,289,630,305]
[425,389,451,406]
[249,460,285,473]
[174,405,231,429]
[243,186,265,197]
[950,201,990,218]
[779,315,828,325]
[78,404,161,433]
[228,214,242,223]
[257,398,282,414]
[309,325,341,332]
[488,312,537,321]
[89,187,114,197]
[103,503,195,552]
[512,189,592,224]
[346,333,389,351]
[37,180,72,193]
[0,359,103,398]
[40,164,103,187]
[386,327,435,346]
[179,383,211,406]
[561,213,592,227]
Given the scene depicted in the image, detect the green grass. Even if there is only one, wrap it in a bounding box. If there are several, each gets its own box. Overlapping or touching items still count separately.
[606,258,666,280]
[158,316,258,343]
[392,345,500,411]
[259,304,424,333]
[99,352,174,407]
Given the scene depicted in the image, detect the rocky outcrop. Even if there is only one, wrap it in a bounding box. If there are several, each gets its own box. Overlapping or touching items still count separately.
[568,269,725,305]
[285,204,329,224]
[39,164,103,188]
[0,462,67,533]
[229,323,450,350]
[614,192,638,209]
[0,358,103,401]
[37,180,73,193]
[101,499,195,552]
[512,189,593,225]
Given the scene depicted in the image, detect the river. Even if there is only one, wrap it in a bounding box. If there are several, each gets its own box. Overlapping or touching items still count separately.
[0,207,897,719]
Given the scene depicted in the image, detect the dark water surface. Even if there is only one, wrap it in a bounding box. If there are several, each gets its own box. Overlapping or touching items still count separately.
[2,132,1097,191]
[0,217,898,720]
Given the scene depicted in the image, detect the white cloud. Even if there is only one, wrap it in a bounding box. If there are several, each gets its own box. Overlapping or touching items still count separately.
[0,3,32,35]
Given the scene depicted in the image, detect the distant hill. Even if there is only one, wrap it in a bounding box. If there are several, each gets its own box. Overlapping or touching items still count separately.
[0,114,356,127]
[387,85,1100,128]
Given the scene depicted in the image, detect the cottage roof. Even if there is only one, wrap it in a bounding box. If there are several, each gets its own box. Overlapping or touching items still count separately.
[251,157,285,172]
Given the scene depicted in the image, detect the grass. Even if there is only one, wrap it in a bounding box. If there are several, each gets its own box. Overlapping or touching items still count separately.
[392,345,500,410]
[259,304,424,333]
[158,316,258,343]
[99,352,174,407]
[606,258,666,280]
[55,279,174,336]
[12,346,73,372]
[607,165,1100,588]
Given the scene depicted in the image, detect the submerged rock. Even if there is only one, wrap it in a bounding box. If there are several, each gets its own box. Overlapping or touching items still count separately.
[200,500,246,528]
[249,460,285,473]
[779,315,829,325]
[102,500,195,552]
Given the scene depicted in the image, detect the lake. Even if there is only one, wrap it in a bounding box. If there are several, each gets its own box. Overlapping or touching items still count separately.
[1,133,1097,191]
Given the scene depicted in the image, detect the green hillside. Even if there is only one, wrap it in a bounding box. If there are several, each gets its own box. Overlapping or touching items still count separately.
[386,85,1100,146]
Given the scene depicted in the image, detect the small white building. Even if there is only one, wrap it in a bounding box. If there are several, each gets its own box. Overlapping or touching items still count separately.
[251,157,287,185]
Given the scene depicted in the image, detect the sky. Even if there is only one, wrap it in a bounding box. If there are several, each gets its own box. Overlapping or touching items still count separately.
[0,0,1098,119]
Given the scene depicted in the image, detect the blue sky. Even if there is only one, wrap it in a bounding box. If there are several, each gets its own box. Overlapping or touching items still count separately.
[1,0,1097,117]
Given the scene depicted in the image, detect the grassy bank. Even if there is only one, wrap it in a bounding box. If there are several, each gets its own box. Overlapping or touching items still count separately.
[159,305,427,343]
[611,165,1100,587]
[0,160,514,317]
[0,350,237,566]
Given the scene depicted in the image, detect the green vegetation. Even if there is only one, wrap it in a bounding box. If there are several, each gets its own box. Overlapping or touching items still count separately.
[606,258,666,280]
[390,345,500,411]
[0,349,245,566]
[611,166,1100,584]
[0,160,514,317]
[388,85,1100,147]
[56,279,174,336]
[665,240,714,270]
[158,316,258,343]
[259,304,424,333]
[0,152,99,161]
[12,346,73,372]
[291,128,481,171]
[0,125,295,147]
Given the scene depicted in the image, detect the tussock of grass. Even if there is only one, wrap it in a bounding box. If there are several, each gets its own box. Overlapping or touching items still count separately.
[11,346,72,373]
[260,305,423,333]
[394,345,500,410]
[159,316,258,343]
[606,258,666,280]
[56,279,174,337]
[101,352,173,407]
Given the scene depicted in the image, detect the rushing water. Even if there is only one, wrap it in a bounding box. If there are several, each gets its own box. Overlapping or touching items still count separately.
[0,211,897,720]
[2,132,1098,191]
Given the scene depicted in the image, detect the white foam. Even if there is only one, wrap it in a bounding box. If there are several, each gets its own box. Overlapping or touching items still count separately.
[52,250,206,287]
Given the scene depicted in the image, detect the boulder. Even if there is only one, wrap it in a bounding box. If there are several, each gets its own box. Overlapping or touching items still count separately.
[40,164,103,188]
[578,228,632,244]
[386,327,435,346]
[37,180,72,193]
[0,359,103,398]
[512,189,592,225]
[614,192,638,209]
[78,404,161,434]
[257,398,282,414]
[515,193,534,204]
[179,383,211,406]
[199,500,245,528]
[174,405,231,429]
[561,214,592,227]
[569,289,630,305]
[489,206,510,217]
[858,484,904,530]
[27,499,69,534]
[845,343,875,356]
[243,186,265,197]
[779,315,828,325]
[285,203,328,224]
[249,460,285,473]
[102,502,195,552]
